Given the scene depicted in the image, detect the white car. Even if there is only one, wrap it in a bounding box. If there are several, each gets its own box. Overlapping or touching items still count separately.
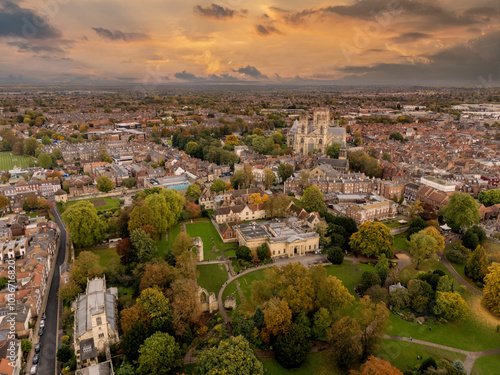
[40,320,45,329]
[30,365,37,375]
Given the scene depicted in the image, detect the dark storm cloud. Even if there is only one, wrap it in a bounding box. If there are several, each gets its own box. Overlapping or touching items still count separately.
[0,1,61,39]
[283,0,495,28]
[233,65,268,79]
[92,27,150,41]
[174,71,205,81]
[8,41,64,54]
[194,4,235,19]
[390,32,430,43]
[339,32,500,82]
[255,24,281,36]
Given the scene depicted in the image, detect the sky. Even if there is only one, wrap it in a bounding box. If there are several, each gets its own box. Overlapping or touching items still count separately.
[0,0,499,85]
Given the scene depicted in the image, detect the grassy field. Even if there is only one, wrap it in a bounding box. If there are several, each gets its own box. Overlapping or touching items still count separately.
[65,197,121,211]
[394,232,410,251]
[261,351,339,375]
[325,260,373,297]
[222,268,268,309]
[471,355,500,375]
[197,264,228,294]
[157,224,181,258]
[186,220,234,261]
[378,339,466,373]
[0,152,34,171]
[90,248,120,268]
[225,250,236,258]
[382,220,405,229]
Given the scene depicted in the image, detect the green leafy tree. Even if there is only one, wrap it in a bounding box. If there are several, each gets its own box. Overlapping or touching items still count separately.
[210,179,226,193]
[56,345,72,363]
[263,168,276,189]
[328,316,362,368]
[52,148,63,160]
[41,135,52,145]
[357,271,382,295]
[97,175,114,192]
[358,297,389,359]
[23,137,38,156]
[478,189,500,206]
[145,193,170,235]
[121,320,150,362]
[0,195,10,213]
[389,132,405,142]
[278,163,294,183]
[462,225,486,250]
[407,279,433,312]
[236,246,252,261]
[327,246,344,264]
[121,177,137,188]
[311,307,333,341]
[350,221,394,258]
[434,291,468,321]
[482,262,500,317]
[172,232,193,256]
[257,243,270,261]
[128,203,155,234]
[137,332,182,375]
[265,193,290,218]
[441,192,480,232]
[131,228,158,263]
[464,245,489,283]
[196,336,264,375]
[62,201,105,248]
[301,186,326,213]
[408,231,439,269]
[21,339,32,354]
[375,254,390,284]
[186,184,201,202]
[37,152,53,168]
[275,323,311,369]
[326,143,341,158]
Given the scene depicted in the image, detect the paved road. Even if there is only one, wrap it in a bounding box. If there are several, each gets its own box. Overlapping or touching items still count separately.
[36,206,67,375]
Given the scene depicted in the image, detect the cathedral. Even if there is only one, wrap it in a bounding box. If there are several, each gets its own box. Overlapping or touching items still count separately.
[287,109,347,155]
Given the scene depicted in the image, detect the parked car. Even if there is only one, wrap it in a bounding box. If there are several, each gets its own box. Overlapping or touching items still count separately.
[34,343,41,353]
[38,327,44,336]
[33,354,39,364]
[41,312,46,320]
[30,365,37,375]
[40,320,45,329]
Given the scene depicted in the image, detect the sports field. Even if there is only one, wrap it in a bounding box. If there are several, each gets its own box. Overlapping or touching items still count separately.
[0,152,34,172]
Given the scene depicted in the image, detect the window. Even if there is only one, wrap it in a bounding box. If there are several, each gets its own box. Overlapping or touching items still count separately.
[98,333,104,338]
[273,250,275,255]
[96,317,102,325]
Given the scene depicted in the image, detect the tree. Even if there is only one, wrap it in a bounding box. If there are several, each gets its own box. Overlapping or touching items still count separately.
[236,246,252,262]
[261,297,292,343]
[170,278,202,334]
[122,177,137,188]
[464,245,489,283]
[389,288,410,310]
[420,226,445,252]
[137,332,182,375]
[358,297,389,359]
[21,339,32,354]
[263,168,276,189]
[186,184,201,202]
[478,189,500,206]
[52,148,63,160]
[327,246,344,264]
[23,138,38,156]
[275,323,311,369]
[210,178,226,193]
[326,142,341,158]
[434,291,468,321]
[462,225,486,250]
[375,254,390,283]
[97,175,115,193]
[172,232,192,256]
[407,279,433,312]
[121,320,150,361]
[37,152,53,168]
[350,221,394,258]
[140,261,176,291]
[311,307,333,341]
[185,141,199,156]
[407,199,423,218]
[0,195,10,213]
[56,345,72,363]
[131,228,157,263]
[382,152,391,162]
[41,134,52,145]
[407,217,427,238]
[175,251,199,279]
[278,163,294,183]
[441,192,480,232]
[265,193,290,218]
[357,271,382,295]
[350,355,403,375]
[408,231,439,269]
[185,201,201,219]
[116,238,135,264]
[62,201,105,248]
[256,243,270,261]
[196,336,264,375]
[58,280,82,304]
[389,132,405,142]
[301,186,326,213]
[482,262,500,317]
[328,316,362,368]
[128,203,155,233]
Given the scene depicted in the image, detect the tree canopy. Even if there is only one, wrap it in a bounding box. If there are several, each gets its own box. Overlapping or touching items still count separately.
[301,186,326,213]
[482,262,500,317]
[62,201,105,248]
[349,221,394,258]
[441,192,480,232]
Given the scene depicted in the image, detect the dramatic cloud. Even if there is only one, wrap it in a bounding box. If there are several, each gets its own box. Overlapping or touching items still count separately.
[339,32,500,82]
[0,1,61,39]
[390,32,430,43]
[233,65,268,79]
[92,27,150,41]
[194,4,235,19]
[174,70,205,81]
[255,24,281,36]
[7,41,65,54]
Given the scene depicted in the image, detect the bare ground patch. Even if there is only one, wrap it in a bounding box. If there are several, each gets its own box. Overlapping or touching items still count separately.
[90,199,107,207]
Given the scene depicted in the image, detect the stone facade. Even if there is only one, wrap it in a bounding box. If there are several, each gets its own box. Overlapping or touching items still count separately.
[287,109,346,155]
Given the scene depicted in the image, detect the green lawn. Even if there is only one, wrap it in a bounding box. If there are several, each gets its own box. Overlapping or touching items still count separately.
[382,220,404,229]
[394,232,410,251]
[225,250,236,258]
[261,351,339,375]
[378,339,466,373]
[325,260,373,297]
[0,152,34,171]
[472,354,500,375]
[65,197,121,211]
[222,268,268,309]
[157,224,180,258]
[186,220,234,261]
[197,264,228,294]
[90,248,120,268]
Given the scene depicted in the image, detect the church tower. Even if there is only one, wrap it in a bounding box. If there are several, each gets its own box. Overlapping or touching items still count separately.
[339,141,348,159]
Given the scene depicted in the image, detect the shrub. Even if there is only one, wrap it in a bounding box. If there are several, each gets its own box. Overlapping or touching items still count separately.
[327,246,344,264]
[235,246,252,262]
